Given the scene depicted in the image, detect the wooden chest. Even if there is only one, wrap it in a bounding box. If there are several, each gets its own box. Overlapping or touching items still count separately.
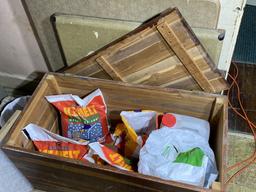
[2,73,228,191]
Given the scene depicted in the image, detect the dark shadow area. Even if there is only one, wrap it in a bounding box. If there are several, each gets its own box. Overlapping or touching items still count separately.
[0,71,44,129]
[233,5,256,64]
[227,62,256,133]
[50,14,68,67]
[1,72,45,97]
[12,72,45,96]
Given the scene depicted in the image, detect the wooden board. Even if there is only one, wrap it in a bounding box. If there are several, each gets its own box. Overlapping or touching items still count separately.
[63,8,229,93]
[1,73,228,191]
[0,110,21,142]
[24,0,220,71]
[53,14,224,66]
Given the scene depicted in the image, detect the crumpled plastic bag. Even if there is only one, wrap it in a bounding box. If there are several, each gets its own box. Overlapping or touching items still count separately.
[22,123,131,171]
[160,113,210,140]
[89,142,132,171]
[114,110,158,158]
[138,113,218,188]
[0,96,30,127]
[22,124,89,161]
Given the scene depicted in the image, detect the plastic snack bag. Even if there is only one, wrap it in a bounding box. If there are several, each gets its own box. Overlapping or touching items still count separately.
[45,89,109,143]
[115,110,158,158]
[89,142,132,171]
[23,124,131,171]
[22,124,90,161]
[138,114,218,188]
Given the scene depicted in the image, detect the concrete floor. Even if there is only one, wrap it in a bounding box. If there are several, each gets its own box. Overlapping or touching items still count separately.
[227,133,256,192]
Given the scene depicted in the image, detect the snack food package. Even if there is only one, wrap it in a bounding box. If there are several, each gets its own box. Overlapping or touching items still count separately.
[22,124,90,161]
[138,114,218,188]
[45,89,109,143]
[89,142,132,171]
[23,124,131,170]
[115,110,158,158]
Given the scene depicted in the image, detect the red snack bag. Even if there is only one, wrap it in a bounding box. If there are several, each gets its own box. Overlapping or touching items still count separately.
[23,124,131,171]
[45,89,110,143]
[22,124,89,161]
[89,142,132,171]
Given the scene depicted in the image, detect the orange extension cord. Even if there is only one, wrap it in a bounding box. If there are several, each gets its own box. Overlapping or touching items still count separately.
[224,63,256,190]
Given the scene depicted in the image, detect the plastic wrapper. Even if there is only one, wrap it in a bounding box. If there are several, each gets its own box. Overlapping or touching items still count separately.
[113,110,158,158]
[138,113,218,188]
[22,124,89,161]
[89,142,132,171]
[45,89,110,143]
[0,96,30,127]
[160,113,210,140]
[23,124,130,171]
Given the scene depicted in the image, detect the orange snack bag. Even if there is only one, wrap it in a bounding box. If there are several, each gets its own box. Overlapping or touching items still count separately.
[89,142,132,171]
[22,124,89,161]
[45,89,110,143]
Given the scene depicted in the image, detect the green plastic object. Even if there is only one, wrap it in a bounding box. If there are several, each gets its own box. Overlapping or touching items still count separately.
[174,147,205,167]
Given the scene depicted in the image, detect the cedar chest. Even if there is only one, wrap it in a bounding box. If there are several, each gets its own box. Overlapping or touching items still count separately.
[2,73,228,191]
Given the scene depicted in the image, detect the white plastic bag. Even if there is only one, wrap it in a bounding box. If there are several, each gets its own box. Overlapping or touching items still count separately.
[0,96,30,127]
[138,113,218,188]
[160,113,210,140]
[120,111,157,135]
[118,110,158,158]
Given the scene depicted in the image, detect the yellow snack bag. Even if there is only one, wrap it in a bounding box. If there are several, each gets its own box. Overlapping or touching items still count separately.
[117,110,158,158]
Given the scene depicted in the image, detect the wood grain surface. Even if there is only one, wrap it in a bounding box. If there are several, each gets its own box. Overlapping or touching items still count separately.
[1,73,228,191]
[62,8,228,93]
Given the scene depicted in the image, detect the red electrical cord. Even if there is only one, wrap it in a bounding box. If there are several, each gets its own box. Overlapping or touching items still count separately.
[224,63,256,190]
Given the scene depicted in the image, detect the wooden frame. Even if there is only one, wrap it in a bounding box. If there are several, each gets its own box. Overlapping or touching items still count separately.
[62,8,229,93]
[1,73,227,191]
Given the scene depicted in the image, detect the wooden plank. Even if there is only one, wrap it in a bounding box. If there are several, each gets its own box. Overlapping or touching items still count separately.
[209,97,224,123]
[3,148,204,192]
[208,97,228,189]
[211,182,221,192]
[61,8,228,93]
[156,22,215,92]
[109,38,174,76]
[0,110,21,142]
[96,56,124,81]
[5,75,57,148]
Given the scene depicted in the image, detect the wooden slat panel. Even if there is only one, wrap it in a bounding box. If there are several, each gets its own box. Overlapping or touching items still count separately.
[124,56,182,83]
[110,37,174,76]
[54,74,215,120]
[96,56,123,81]
[5,76,59,148]
[156,22,215,92]
[107,31,163,64]
[168,19,197,50]
[4,149,203,192]
[62,8,229,93]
